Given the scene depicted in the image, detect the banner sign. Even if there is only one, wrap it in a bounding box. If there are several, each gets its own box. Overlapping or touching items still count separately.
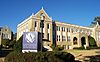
[22,32,38,51]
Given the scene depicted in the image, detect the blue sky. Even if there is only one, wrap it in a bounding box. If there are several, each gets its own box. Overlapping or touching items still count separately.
[0,0,100,33]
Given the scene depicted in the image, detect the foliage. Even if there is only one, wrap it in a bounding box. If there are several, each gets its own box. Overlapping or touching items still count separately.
[88,36,97,47]
[13,33,17,40]
[9,40,16,48]
[86,47,100,49]
[1,39,10,46]
[13,36,22,52]
[91,16,100,26]
[51,45,64,51]
[5,51,75,62]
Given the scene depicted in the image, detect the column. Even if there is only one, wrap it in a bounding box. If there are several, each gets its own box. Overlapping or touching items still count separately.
[44,21,47,39]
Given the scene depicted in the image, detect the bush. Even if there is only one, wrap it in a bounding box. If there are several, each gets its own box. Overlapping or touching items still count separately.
[87,46,100,49]
[13,36,23,52]
[88,36,97,47]
[51,45,64,51]
[8,40,16,48]
[1,39,10,48]
[5,51,75,62]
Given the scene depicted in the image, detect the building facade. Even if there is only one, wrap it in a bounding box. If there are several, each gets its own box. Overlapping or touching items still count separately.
[17,8,100,49]
[0,26,13,46]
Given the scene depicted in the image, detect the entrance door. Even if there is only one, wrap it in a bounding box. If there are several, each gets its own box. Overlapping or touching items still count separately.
[81,37,86,46]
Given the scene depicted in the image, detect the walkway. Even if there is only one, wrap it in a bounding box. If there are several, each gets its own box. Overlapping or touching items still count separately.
[66,49,100,62]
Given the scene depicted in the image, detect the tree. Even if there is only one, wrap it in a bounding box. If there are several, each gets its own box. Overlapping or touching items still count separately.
[1,39,10,48]
[13,36,22,52]
[13,33,17,40]
[91,16,100,26]
[88,36,97,47]
[9,40,16,48]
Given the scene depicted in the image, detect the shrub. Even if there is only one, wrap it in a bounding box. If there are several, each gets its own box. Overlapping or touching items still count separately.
[13,36,23,52]
[9,40,16,48]
[1,39,10,48]
[5,51,75,62]
[88,36,97,47]
[51,45,64,51]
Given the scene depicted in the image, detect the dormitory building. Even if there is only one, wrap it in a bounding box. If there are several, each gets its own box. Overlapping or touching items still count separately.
[17,8,100,49]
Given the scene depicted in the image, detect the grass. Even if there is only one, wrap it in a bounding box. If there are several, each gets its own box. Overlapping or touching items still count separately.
[64,49,89,54]
[63,49,99,56]
[64,49,100,61]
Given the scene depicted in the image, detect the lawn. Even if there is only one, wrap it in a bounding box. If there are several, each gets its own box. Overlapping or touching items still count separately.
[64,49,100,61]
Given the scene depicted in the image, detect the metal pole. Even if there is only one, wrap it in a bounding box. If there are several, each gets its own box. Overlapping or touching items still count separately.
[41,20,44,52]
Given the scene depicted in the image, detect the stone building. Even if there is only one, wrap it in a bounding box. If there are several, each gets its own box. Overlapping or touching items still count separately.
[0,27,2,46]
[0,26,13,46]
[17,8,100,49]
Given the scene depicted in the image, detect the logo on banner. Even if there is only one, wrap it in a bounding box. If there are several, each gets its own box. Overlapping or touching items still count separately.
[25,33,35,43]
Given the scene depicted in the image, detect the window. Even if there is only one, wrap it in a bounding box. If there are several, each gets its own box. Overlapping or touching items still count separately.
[47,33,49,40]
[67,28,68,32]
[73,37,77,44]
[40,13,45,20]
[42,33,44,38]
[3,33,8,39]
[59,35,60,41]
[3,33,5,38]
[62,27,63,31]
[5,34,8,39]
[47,24,49,29]
[76,29,78,32]
[62,36,66,41]
[68,28,70,32]
[67,36,70,41]
[63,27,65,32]
[98,32,100,41]
[71,28,74,33]
[35,21,37,27]
[57,35,58,41]
[67,27,70,32]
[5,29,7,31]
[62,27,65,32]
[63,45,66,49]
[56,26,60,31]
[59,27,60,31]
[40,22,44,28]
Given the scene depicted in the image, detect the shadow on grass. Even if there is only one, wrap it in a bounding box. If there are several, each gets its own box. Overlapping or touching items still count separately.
[75,60,82,62]
[84,55,100,62]
[95,50,100,55]
[0,49,13,57]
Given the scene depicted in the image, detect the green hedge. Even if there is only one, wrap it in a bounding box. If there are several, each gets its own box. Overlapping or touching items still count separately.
[5,51,75,62]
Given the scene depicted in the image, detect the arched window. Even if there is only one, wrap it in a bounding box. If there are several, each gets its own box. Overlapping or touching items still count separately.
[40,13,45,20]
[73,37,77,44]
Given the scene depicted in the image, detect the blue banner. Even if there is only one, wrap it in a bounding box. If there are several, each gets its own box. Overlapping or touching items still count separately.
[23,32,38,50]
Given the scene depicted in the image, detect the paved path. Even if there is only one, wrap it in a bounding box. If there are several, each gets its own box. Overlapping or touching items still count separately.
[0,57,5,62]
[66,49,100,62]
